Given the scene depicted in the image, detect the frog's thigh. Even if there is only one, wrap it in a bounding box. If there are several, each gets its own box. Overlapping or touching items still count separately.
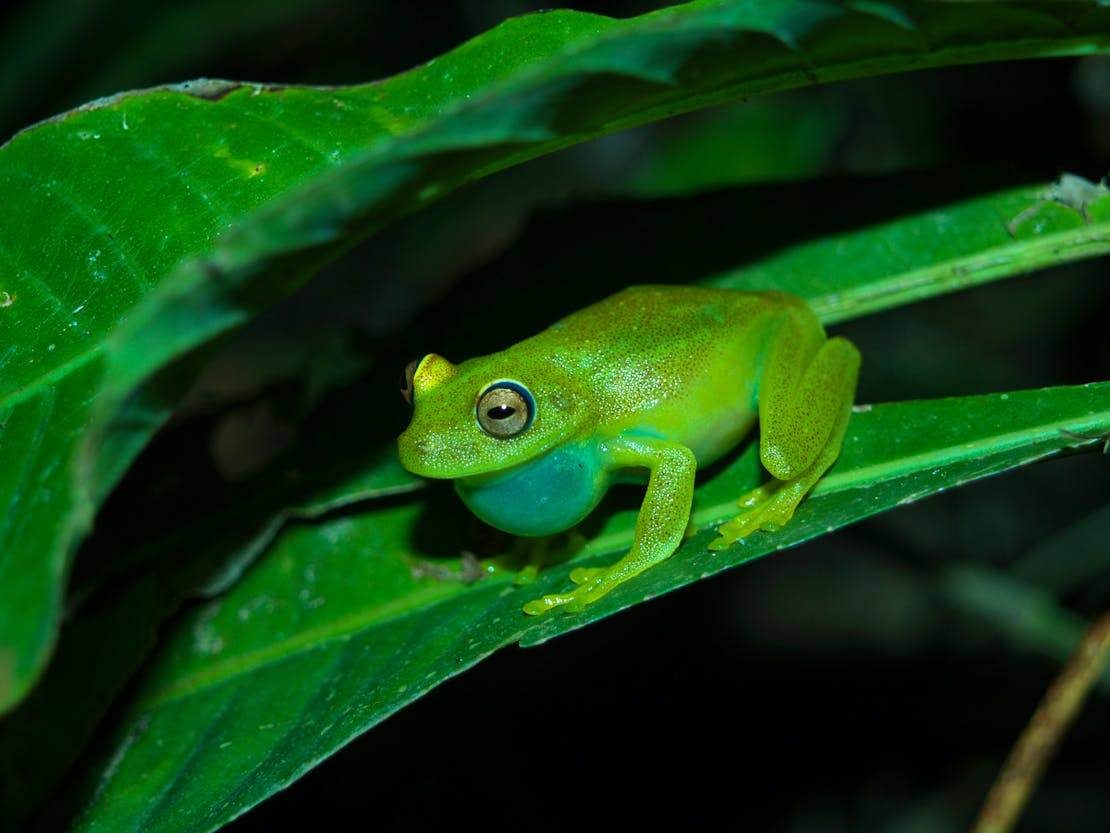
[758,309,861,480]
[522,436,695,614]
[712,317,859,550]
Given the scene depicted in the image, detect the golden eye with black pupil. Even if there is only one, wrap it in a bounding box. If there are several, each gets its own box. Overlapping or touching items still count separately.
[476,382,534,438]
[399,358,421,406]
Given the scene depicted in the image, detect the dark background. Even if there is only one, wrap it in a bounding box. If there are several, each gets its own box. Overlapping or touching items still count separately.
[4,1,1108,831]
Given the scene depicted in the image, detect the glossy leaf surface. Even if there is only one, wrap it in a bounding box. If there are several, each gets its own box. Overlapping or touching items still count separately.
[69,382,1110,833]
[3,0,1110,712]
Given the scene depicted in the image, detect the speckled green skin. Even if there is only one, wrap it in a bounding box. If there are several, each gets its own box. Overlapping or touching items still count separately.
[398,285,860,614]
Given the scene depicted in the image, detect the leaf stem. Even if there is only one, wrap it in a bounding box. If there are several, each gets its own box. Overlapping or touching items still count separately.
[969,610,1110,833]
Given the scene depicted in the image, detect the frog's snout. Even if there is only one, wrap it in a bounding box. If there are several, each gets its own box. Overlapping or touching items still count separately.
[397,429,422,465]
[397,429,440,477]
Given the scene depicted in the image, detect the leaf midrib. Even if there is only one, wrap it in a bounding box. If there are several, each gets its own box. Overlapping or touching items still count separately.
[814,406,1110,496]
[811,227,1110,324]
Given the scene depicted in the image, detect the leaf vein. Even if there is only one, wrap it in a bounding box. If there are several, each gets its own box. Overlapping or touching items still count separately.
[0,385,56,570]
[13,168,149,296]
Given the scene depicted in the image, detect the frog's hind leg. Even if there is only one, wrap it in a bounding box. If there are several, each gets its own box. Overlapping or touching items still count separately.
[711,309,860,551]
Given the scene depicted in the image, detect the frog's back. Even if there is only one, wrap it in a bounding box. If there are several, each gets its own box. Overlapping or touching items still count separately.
[532,285,812,461]
[541,285,803,371]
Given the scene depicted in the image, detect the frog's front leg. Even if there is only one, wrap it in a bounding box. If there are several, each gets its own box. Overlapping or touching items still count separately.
[523,436,696,615]
[712,306,860,550]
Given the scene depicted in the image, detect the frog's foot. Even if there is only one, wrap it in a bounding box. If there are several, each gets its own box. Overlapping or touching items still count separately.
[523,583,598,615]
[709,482,798,551]
[507,536,555,586]
[522,566,619,615]
[513,562,541,586]
[569,566,606,585]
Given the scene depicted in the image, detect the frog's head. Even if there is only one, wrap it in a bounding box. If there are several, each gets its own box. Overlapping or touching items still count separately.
[397,352,588,480]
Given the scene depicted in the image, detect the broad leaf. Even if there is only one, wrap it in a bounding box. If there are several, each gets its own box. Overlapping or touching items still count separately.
[65,382,1110,833]
[3,0,1110,714]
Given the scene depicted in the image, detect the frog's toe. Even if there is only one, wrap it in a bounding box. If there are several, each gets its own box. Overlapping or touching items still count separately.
[522,594,563,615]
[710,495,796,551]
[568,566,606,585]
[523,573,610,615]
[736,482,777,510]
[523,586,591,616]
[513,563,541,586]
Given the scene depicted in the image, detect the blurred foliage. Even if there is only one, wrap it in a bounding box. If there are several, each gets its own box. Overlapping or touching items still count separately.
[0,1,1108,832]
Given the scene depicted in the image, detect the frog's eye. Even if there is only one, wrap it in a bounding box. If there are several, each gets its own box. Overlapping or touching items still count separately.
[476,382,534,439]
[399,358,421,406]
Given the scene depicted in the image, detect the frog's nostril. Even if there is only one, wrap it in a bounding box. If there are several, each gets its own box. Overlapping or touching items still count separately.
[399,433,431,455]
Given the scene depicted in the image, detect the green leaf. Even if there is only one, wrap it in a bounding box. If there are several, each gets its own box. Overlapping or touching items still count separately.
[64,381,1110,833]
[3,0,1110,714]
[714,175,1110,322]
